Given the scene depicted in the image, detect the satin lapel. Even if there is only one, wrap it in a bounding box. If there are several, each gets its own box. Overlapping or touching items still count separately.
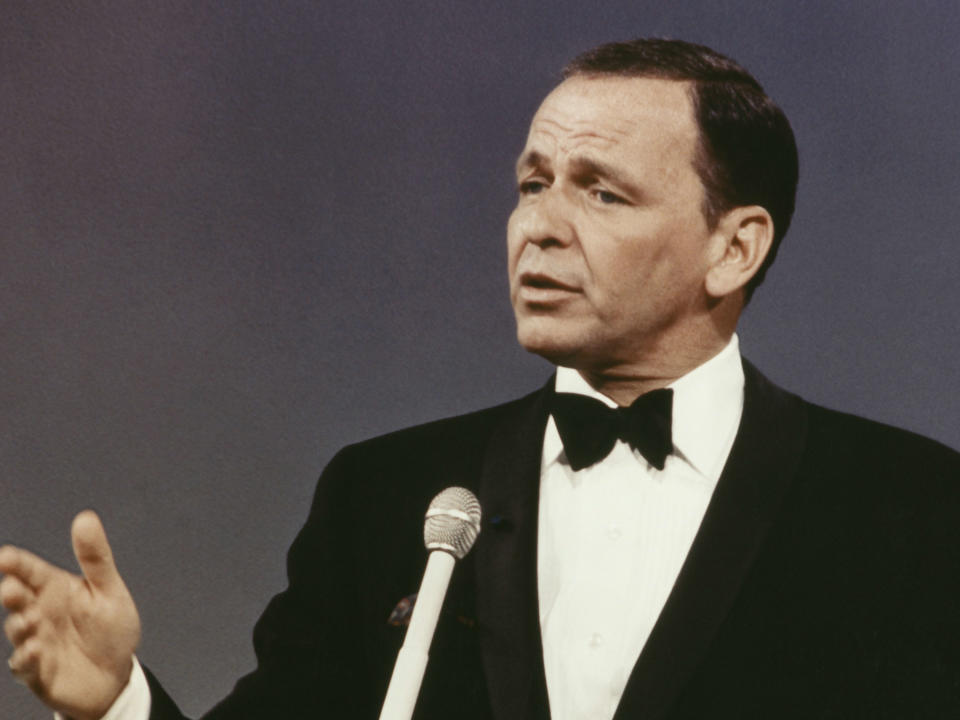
[474,379,553,720]
[612,361,809,720]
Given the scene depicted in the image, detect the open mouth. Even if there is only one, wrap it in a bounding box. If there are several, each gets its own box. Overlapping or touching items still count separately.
[520,273,580,292]
[516,272,582,306]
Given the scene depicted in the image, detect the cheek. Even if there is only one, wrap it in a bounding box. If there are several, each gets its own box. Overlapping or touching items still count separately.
[583,236,652,299]
[580,230,687,317]
[506,207,539,287]
[505,210,523,272]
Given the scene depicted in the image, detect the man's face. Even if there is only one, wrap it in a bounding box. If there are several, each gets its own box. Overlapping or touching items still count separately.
[507,75,718,372]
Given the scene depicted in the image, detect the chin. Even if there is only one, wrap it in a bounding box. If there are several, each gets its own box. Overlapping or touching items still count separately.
[515,318,590,367]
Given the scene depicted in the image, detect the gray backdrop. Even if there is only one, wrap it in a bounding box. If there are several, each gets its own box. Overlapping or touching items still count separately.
[2,1,959,716]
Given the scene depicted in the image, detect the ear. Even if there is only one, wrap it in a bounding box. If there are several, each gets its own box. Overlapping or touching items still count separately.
[704,205,774,299]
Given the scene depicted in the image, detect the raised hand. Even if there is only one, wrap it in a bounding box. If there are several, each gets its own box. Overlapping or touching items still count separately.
[0,511,141,720]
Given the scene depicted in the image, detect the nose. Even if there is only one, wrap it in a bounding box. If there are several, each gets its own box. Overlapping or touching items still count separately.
[514,187,575,249]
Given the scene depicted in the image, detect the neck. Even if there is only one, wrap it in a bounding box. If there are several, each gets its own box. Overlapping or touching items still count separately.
[576,334,732,406]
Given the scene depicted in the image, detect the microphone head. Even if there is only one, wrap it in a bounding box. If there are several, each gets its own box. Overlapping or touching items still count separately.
[423,487,482,560]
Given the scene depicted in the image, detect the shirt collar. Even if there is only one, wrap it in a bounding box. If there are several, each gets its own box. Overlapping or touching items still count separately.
[546,334,745,479]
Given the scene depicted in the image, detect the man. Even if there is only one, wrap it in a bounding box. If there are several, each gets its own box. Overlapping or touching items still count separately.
[2,38,958,720]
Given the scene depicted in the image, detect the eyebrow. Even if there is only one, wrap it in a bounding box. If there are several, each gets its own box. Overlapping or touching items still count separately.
[515,150,642,198]
[568,156,639,195]
[515,150,549,177]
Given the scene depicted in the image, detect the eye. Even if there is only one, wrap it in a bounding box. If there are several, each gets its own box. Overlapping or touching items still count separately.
[592,188,625,205]
[518,180,547,195]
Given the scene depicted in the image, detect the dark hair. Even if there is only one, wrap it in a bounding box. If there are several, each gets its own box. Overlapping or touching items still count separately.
[564,38,798,300]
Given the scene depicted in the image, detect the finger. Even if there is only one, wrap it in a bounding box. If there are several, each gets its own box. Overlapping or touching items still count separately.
[71,510,122,593]
[7,656,29,687]
[0,546,55,593]
[8,636,40,678]
[0,575,36,612]
[7,639,48,697]
[4,611,37,646]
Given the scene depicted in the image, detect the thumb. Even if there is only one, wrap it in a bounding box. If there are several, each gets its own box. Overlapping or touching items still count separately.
[71,510,121,593]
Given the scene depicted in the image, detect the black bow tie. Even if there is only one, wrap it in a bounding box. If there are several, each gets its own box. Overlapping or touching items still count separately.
[549,388,674,471]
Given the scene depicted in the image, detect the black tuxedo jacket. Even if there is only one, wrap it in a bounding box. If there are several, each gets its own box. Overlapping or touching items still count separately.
[148,361,960,719]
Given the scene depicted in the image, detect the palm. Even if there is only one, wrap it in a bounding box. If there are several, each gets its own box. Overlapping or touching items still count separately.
[31,568,140,715]
[0,511,141,720]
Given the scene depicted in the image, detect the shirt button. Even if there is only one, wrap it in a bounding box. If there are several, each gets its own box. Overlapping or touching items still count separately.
[607,525,622,541]
[588,632,604,649]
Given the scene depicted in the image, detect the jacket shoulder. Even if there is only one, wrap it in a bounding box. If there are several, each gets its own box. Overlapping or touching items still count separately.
[316,387,545,495]
[743,359,958,498]
[350,389,540,455]
[795,401,960,526]
[803,401,960,470]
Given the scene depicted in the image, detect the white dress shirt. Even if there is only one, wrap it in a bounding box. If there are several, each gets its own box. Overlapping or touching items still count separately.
[538,335,744,720]
[85,336,744,720]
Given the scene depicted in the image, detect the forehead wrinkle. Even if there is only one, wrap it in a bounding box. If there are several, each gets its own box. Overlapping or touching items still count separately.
[522,78,702,192]
[532,111,633,149]
[557,130,623,157]
[537,79,697,145]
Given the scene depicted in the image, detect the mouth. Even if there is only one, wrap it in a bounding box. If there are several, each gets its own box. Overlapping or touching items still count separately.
[520,272,580,291]
[516,272,582,304]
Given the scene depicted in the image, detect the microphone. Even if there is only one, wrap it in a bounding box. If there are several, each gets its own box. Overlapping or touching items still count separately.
[378,487,482,720]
